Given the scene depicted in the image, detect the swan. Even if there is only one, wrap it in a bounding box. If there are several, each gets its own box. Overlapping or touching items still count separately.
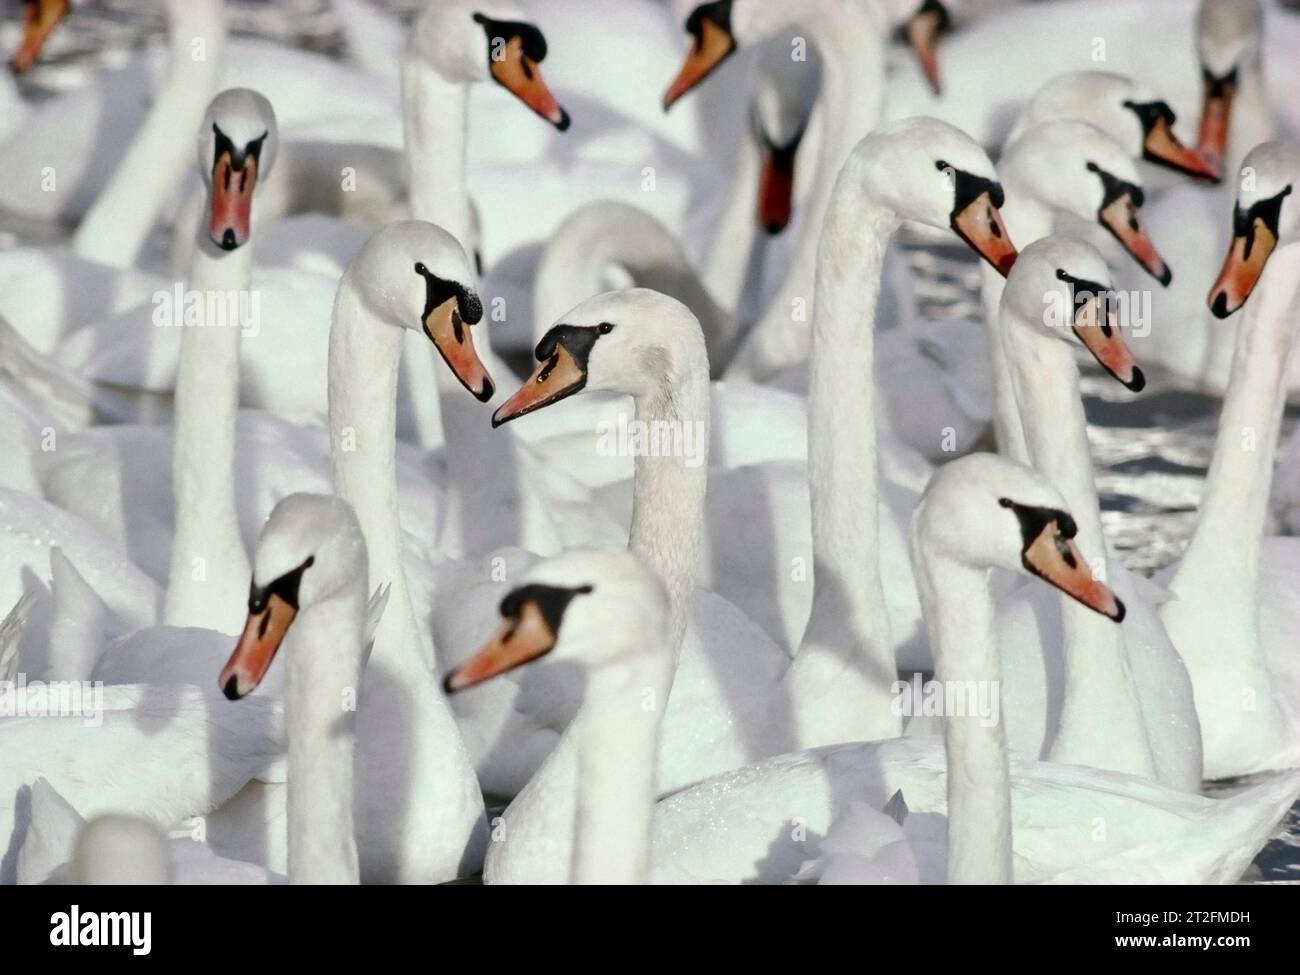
[994,236,1201,791]
[471,453,1300,883]
[447,548,673,884]
[321,220,490,882]
[981,119,1174,463]
[219,493,376,884]
[163,88,277,635]
[1158,140,1300,778]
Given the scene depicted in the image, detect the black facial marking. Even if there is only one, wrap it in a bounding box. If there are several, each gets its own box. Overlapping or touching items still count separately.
[212,124,268,173]
[247,555,315,615]
[1123,99,1177,139]
[1056,267,1115,335]
[473,12,548,63]
[1232,185,1293,260]
[936,159,1006,217]
[998,499,1081,553]
[499,583,595,636]
[685,0,734,36]
[1202,64,1238,98]
[1085,161,1145,211]
[414,262,483,327]
[534,322,607,368]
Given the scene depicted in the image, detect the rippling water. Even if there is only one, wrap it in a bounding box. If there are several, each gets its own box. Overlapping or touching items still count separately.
[3,0,1296,884]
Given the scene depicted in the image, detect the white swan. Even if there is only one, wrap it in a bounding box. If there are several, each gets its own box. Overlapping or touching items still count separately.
[1159,141,1300,777]
[447,549,673,884]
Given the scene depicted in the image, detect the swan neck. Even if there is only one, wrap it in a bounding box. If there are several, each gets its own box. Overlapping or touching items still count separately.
[402,57,472,246]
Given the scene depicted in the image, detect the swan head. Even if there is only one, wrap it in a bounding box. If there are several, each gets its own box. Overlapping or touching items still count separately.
[219,494,366,701]
[1002,121,1171,285]
[913,453,1125,622]
[1001,235,1146,392]
[663,0,953,108]
[493,289,704,427]
[196,88,278,252]
[1195,0,1262,166]
[408,0,569,131]
[444,549,669,693]
[1207,141,1300,318]
[855,117,1018,275]
[8,0,70,74]
[69,813,171,885]
[1020,71,1221,183]
[345,220,494,402]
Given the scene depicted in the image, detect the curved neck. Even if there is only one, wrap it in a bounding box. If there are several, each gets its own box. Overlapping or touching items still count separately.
[1225,55,1272,181]
[702,128,764,317]
[163,232,253,634]
[979,191,1053,464]
[1004,310,1155,779]
[72,0,226,269]
[328,283,430,679]
[794,152,898,737]
[628,359,710,658]
[915,549,1011,884]
[1172,244,1300,613]
[572,650,673,884]
[402,57,472,247]
[727,6,885,380]
[287,577,366,884]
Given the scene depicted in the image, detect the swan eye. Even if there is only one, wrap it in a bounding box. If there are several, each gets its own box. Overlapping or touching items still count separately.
[597,322,615,335]
[414,262,427,275]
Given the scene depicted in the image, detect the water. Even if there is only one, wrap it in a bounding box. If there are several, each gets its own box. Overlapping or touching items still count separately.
[3,0,1296,884]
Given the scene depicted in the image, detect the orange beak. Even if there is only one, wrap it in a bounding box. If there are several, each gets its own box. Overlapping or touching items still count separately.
[9,0,69,74]
[952,192,1018,277]
[209,150,258,251]
[1207,218,1278,319]
[663,13,736,110]
[424,296,495,402]
[757,136,800,234]
[1023,522,1125,622]
[1099,192,1171,286]
[1072,291,1146,392]
[1143,112,1221,182]
[443,601,557,693]
[905,3,947,96]
[492,342,587,427]
[1196,73,1236,171]
[490,35,570,130]
[219,593,297,700]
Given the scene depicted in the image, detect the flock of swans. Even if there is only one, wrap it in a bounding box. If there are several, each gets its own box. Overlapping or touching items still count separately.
[0,0,1298,885]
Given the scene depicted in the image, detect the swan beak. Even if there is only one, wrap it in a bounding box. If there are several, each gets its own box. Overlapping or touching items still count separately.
[492,344,586,427]
[444,602,556,693]
[952,193,1018,276]
[219,593,297,700]
[490,36,570,131]
[424,296,495,402]
[1207,218,1277,319]
[1072,292,1145,392]
[1099,193,1172,286]
[1142,113,1221,182]
[663,13,736,110]
[9,0,69,74]
[209,150,259,251]
[1196,74,1236,171]
[905,1,947,96]
[1023,525,1125,622]
[757,134,800,234]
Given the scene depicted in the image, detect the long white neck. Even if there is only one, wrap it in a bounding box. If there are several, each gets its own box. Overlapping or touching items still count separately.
[1004,313,1157,779]
[702,124,765,317]
[1225,54,1272,181]
[1168,244,1300,663]
[979,190,1053,465]
[162,232,252,634]
[916,552,1011,884]
[72,0,226,269]
[725,3,885,380]
[791,153,899,746]
[328,283,429,681]
[402,57,473,248]
[571,650,673,884]
[627,355,710,658]
[287,576,366,884]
